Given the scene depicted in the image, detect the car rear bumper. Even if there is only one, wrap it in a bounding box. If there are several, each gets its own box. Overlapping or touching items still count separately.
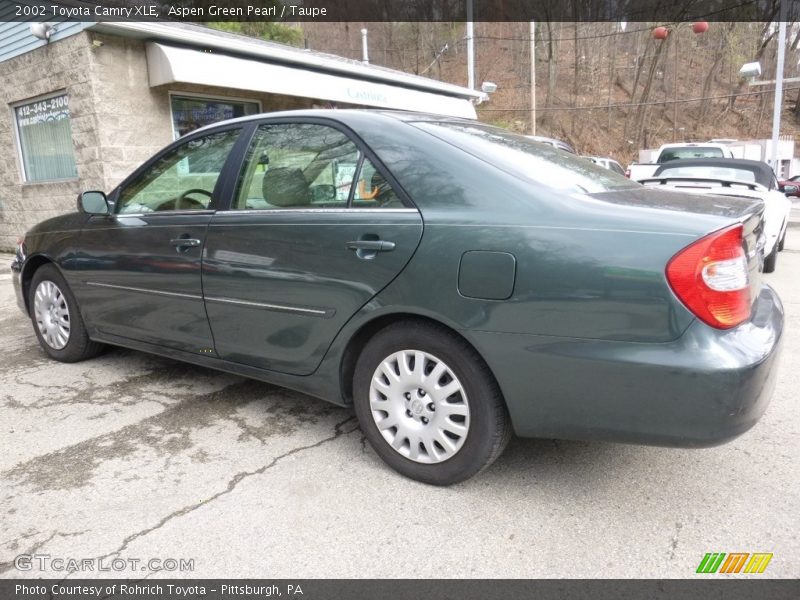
[469,284,784,446]
[11,254,26,315]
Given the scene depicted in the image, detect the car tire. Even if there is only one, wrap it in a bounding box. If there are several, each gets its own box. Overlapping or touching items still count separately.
[28,264,104,363]
[763,243,778,273]
[778,229,786,252]
[353,320,512,485]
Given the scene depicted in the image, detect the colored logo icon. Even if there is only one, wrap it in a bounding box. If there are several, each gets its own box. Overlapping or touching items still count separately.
[696,553,773,574]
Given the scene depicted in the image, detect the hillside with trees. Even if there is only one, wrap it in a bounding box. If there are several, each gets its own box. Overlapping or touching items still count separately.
[295,21,800,164]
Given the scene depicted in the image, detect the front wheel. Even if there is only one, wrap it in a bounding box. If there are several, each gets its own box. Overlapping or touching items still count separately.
[353,321,511,485]
[28,264,104,362]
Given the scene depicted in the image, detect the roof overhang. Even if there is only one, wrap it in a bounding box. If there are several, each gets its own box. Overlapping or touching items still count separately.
[145,42,477,119]
[88,22,484,101]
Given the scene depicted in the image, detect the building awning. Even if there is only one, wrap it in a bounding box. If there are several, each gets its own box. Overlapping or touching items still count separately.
[146,43,477,119]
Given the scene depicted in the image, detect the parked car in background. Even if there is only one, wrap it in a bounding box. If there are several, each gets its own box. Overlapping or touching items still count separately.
[11,110,783,485]
[525,135,576,154]
[583,156,626,175]
[778,175,800,197]
[640,158,792,272]
[626,142,736,180]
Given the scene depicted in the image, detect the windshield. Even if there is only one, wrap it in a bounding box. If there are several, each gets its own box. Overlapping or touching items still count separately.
[414,121,638,194]
[655,165,757,184]
[658,147,725,162]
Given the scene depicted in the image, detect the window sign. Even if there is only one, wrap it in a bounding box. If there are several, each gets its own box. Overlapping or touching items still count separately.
[170,95,259,139]
[14,93,78,182]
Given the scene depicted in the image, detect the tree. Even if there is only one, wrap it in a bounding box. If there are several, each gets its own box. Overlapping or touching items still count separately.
[207,21,302,46]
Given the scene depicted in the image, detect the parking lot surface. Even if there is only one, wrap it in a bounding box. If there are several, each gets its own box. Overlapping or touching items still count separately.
[1,237,798,579]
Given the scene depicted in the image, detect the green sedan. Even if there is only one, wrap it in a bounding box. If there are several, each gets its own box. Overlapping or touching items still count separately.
[11,110,784,485]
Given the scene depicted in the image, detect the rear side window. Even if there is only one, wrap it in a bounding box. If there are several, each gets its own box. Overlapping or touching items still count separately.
[234,123,359,210]
[414,121,637,194]
[234,122,405,210]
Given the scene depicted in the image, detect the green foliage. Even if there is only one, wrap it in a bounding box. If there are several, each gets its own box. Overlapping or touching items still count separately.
[207,21,303,46]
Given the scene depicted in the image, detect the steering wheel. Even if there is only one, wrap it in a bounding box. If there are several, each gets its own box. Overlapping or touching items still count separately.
[176,188,213,210]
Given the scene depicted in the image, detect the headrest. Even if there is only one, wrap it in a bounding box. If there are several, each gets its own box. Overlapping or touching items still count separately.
[263,167,309,207]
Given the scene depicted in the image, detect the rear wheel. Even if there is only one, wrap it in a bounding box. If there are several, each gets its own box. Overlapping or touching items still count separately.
[353,321,511,485]
[29,264,104,362]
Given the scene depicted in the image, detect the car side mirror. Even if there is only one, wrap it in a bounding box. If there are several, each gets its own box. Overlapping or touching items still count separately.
[78,191,109,215]
[781,184,797,195]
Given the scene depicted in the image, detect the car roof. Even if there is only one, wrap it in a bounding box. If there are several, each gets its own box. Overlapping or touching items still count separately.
[653,158,774,188]
[188,108,474,137]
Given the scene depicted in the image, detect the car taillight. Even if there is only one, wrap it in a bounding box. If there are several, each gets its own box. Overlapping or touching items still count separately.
[666,224,751,329]
[624,169,631,178]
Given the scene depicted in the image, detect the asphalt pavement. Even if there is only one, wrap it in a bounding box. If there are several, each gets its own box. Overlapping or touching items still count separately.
[0,240,798,579]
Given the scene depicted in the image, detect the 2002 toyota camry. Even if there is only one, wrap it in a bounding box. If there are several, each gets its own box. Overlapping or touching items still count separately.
[11,110,784,485]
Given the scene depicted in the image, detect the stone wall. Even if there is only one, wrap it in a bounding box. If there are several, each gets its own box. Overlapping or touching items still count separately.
[0,30,316,251]
[0,32,97,251]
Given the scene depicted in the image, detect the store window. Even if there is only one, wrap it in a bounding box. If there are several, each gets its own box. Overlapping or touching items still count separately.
[170,95,260,138]
[14,92,78,182]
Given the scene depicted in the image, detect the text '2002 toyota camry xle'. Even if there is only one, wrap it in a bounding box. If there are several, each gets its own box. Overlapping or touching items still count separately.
[12,110,784,485]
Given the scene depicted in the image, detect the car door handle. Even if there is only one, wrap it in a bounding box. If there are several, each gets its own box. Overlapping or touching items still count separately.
[170,238,201,248]
[345,240,396,252]
[169,238,202,252]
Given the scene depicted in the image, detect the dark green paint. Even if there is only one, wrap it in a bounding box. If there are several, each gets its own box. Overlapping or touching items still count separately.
[11,110,784,447]
[458,251,516,300]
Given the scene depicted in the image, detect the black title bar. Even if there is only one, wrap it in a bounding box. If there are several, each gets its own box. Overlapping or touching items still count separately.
[2,0,799,22]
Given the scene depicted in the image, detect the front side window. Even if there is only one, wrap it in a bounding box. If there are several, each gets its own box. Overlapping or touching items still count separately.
[117,129,240,214]
[14,93,77,182]
[171,95,259,139]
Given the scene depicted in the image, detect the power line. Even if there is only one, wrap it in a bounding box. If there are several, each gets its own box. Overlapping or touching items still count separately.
[477,85,800,111]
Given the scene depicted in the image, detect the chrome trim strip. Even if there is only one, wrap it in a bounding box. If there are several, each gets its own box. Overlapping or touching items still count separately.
[114,210,216,218]
[86,281,202,300]
[204,295,331,317]
[219,208,417,216]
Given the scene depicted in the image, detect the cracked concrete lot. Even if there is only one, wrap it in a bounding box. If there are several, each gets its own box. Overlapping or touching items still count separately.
[1,240,798,580]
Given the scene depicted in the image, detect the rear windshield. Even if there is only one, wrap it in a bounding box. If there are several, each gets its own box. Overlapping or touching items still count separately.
[413,121,638,194]
[656,165,757,183]
[658,147,724,162]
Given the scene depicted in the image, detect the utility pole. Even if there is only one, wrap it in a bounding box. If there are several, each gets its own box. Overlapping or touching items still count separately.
[770,1,788,175]
[673,32,679,142]
[466,0,475,89]
[530,20,536,134]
